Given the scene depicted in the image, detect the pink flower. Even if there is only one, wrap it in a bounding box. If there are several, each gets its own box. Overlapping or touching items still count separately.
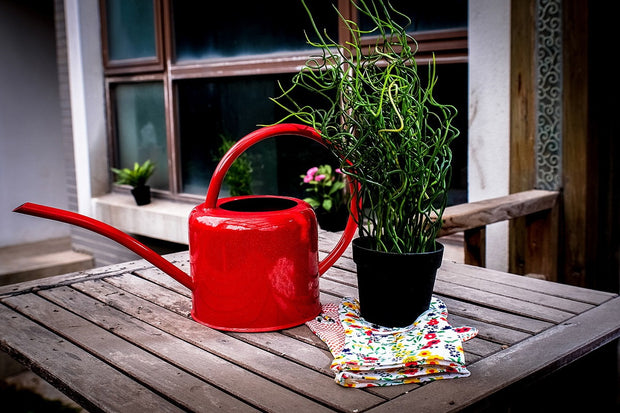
[304,167,318,183]
[335,168,342,174]
[314,174,326,182]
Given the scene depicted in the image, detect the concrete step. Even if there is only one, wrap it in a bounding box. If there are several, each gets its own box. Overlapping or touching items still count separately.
[0,237,94,286]
[2,370,87,412]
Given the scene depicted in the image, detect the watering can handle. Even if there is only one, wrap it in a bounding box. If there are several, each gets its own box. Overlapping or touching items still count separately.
[205,123,358,275]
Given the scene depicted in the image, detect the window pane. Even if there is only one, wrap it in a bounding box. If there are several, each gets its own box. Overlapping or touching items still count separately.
[420,63,468,205]
[360,0,468,32]
[113,82,169,190]
[176,76,336,197]
[172,0,338,61]
[105,0,157,61]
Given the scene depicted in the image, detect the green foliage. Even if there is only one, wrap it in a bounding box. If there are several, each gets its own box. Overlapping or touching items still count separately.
[111,160,155,188]
[301,164,347,213]
[216,135,253,196]
[271,0,459,253]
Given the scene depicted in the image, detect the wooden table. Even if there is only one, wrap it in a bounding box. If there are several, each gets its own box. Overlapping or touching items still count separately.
[1,232,618,412]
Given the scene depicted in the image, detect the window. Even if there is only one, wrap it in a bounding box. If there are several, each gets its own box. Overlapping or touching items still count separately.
[101,0,468,203]
[100,0,163,73]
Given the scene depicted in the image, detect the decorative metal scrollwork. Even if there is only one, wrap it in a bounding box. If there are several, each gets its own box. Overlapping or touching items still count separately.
[535,0,562,190]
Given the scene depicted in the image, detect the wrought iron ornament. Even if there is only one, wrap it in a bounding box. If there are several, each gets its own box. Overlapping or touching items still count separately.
[535,0,562,190]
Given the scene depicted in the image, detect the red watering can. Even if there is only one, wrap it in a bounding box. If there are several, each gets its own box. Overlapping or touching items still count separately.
[14,124,357,332]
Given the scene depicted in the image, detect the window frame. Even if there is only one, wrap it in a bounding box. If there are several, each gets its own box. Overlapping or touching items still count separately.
[99,0,165,74]
[102,0,468,203]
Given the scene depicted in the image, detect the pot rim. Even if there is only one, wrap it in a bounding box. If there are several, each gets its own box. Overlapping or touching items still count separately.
[352,236,444,257]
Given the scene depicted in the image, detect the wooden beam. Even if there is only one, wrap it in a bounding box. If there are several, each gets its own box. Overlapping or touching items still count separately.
[439,190,559,237]
[508,0,540,277]
[562,0,590,287]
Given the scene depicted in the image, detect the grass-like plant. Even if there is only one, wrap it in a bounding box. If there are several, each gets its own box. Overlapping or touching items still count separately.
[272,0,459,253]
[111,160,155,188]
[216,135,253,196]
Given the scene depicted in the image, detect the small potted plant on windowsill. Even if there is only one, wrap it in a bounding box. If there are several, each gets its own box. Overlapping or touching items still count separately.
[301,164,348,232]
[216,135,253,196]
[111,160,155,206]
[272,0,459,326]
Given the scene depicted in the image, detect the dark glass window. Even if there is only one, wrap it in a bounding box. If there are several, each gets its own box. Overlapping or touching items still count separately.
[101,0,467,201]
[176,75,335,197]
[359,0,468,33]
[172,0,338,61]
[105,0,157,61]
[112,82,169,190]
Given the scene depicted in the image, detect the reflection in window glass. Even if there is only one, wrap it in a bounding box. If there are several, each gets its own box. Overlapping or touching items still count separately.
[105,0,156,61]
[176,76,335,197]
[172,0,338,61]
[359,0,467,33]
[114,83,169,190]
[428,63,468,205]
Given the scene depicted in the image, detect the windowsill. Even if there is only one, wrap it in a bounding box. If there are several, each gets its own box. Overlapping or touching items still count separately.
[92,193,199,245]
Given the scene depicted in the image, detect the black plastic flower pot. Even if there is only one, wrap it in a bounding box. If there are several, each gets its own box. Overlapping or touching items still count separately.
[352,237,444,327]
[316,206,349,232]
[131,185,151,206]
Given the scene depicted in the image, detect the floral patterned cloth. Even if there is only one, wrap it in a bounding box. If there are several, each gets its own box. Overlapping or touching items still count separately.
[306,296,477,387]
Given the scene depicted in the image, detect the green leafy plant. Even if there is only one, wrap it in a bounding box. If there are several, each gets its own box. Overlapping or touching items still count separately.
[301,164,346,213]
[216,135,253,196]
[111,160,155,188]
[272,0,459,253]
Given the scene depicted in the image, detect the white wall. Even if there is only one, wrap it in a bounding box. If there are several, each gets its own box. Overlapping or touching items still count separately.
[468,0,511,271]
[65,0,107,215]
[0,0,70,247]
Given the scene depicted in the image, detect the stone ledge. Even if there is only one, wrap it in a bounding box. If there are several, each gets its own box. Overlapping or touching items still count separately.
[91,193,198,244]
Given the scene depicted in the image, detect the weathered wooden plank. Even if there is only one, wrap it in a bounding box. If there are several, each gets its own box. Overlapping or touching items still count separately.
[457,336,505,358]
[38,285,333,413]
[0,302,186,413]
[433,279,574,323]
[438,267,595,314]
[0,258,148,298]
[318,231,354,259]
[319,276,359,298]
[439,295,553,334]
[366,296,620,413]
[133,266,192,297]
[282,324,330,350]
[329,255,357,272]
[440,260,616,304]
[448,314,531,346]
[3,292,259,413]
[231,331,335,376]
[439,190,559,236]
[320,266,358,287]
[76,277,384,412]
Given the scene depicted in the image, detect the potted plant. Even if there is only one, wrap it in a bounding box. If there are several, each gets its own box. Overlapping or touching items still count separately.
[216,135,253,196]
[301,164,348,231]
[272,0,459,326]
[111,160,155,206]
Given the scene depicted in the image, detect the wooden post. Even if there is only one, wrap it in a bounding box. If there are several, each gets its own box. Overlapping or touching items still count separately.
[464,227,485,267]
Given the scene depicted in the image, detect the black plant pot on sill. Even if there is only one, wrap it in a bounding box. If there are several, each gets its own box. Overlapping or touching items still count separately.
[316,206,349,232]
[352,237,444,328]
[131,185,151,206]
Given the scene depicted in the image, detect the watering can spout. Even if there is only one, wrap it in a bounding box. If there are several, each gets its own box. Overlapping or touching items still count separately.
[13,203,194,290]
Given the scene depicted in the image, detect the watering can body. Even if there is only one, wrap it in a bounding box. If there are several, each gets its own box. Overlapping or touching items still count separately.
[14,124,357,332]
[189,196,321,331]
